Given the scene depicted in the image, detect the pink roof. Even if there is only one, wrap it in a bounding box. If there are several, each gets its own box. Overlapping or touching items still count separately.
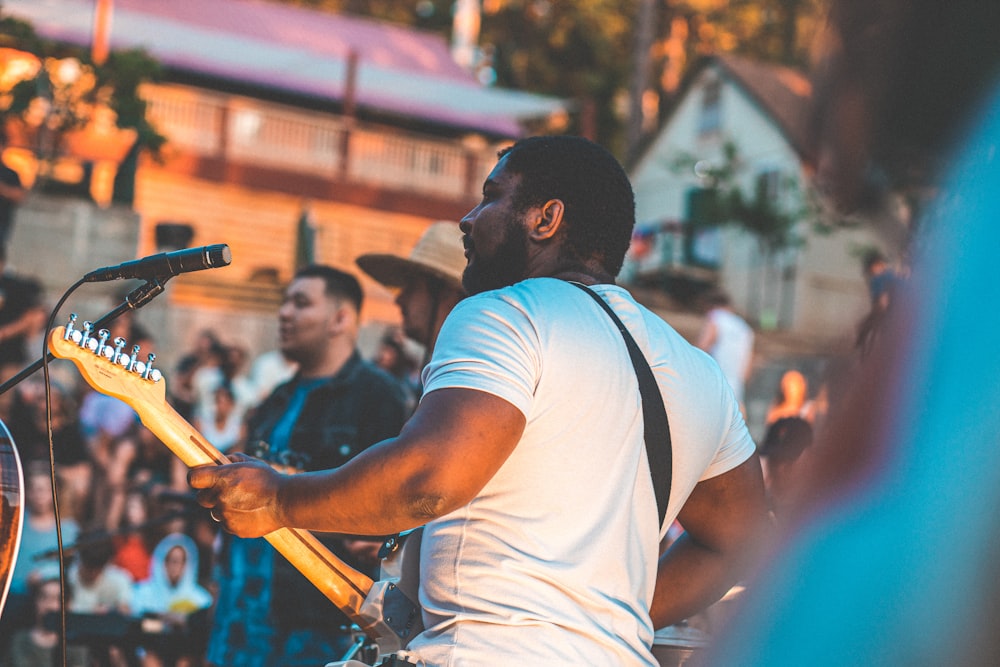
[5,0,566,136]
[115,0,473,82]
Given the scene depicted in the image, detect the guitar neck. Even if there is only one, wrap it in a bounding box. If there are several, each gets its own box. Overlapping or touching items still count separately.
[47,327,377,635]
[139,399,377,632]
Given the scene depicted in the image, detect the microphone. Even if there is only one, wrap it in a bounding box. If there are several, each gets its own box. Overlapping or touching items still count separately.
[83,244,232,282]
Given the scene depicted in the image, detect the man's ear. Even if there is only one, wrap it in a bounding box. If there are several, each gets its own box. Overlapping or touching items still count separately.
[529,199,565,241]
[328,299,357,335]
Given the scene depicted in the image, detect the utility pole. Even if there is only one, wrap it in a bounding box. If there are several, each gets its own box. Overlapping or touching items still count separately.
[452,0,481,72]
[92,0,114,65]
[627,0,656,164]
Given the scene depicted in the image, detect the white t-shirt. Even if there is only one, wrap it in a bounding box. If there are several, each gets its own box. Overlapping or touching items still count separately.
[407,278,755,666]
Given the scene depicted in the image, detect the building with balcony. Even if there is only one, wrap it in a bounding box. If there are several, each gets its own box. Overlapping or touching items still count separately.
[3,0,567,364]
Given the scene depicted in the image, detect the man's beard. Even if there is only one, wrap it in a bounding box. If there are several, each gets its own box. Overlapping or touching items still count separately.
[462,220,529,295]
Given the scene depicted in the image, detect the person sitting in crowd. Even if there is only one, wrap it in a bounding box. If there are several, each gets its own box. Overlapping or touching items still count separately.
[193,381,246,454]
[67,533,134,616]
[7,376,92,521]
[67,533,135,667]
[1,576,90,667]
[3,461,80,639]
[111,485,157,583]
[132,532,213,667]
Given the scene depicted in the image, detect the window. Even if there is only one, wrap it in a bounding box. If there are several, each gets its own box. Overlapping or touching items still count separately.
[698,78,722,135]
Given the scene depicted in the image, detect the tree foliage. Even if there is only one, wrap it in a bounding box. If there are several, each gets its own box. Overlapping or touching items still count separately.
[0,11,166,161]
[266,0,828,157]
[671,140,803,252]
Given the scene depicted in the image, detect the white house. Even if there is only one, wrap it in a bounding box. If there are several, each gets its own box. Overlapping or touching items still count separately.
[626,54,881,346]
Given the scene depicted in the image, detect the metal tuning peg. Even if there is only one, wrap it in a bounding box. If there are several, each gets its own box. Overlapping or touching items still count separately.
[62,314,79,341]
[141,352,159,381]
[112,337,128,365]
[128,345,141,373]
[78,321,93,349]
[95,329,111,358]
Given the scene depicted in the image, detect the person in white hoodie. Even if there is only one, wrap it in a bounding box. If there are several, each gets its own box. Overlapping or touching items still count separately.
[133,533,213,667]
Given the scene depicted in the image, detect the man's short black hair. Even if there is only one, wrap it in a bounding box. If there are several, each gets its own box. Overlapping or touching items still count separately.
[294,264,363,312]
[498,135,635,277]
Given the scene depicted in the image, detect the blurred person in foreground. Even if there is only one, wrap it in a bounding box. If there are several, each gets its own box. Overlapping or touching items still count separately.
[191,136,768,666]
[702,1,1000,665]
[205,264,409,667]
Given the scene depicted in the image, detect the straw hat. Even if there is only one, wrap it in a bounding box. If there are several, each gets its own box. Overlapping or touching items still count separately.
[356,221,466,291]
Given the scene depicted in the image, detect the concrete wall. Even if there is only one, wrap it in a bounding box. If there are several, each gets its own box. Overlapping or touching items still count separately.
[6,194,166,340]
[6,193,391,386]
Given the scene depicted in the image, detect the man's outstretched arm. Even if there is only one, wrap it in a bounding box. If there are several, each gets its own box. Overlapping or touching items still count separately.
[188,387,526,537]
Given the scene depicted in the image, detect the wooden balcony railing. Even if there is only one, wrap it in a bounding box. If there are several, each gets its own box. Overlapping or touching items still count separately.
[141,83,497,199]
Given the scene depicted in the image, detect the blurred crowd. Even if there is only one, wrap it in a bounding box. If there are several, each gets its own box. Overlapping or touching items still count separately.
[0,314,422,667]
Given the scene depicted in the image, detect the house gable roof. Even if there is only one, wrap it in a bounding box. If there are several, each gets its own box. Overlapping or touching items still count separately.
[4,0,567,137]
[715,53,815,163]
[635,53,814,168]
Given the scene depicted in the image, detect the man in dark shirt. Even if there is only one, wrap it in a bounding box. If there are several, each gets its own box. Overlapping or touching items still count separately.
[206,265,409,667]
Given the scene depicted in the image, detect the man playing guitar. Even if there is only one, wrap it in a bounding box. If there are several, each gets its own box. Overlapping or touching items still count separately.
[190,136,769,666]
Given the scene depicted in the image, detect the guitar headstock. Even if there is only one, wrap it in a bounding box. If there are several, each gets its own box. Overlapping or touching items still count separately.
[48,315,167,410]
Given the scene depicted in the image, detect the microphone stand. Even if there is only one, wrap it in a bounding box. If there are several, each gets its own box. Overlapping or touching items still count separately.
[0,276,170,396]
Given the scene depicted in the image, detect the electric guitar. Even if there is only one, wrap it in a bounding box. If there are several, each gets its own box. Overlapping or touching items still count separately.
[0,418,24,620]
[48,319,422,663]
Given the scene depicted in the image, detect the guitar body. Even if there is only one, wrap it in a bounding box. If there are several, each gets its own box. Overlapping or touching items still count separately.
[0,418,25,619]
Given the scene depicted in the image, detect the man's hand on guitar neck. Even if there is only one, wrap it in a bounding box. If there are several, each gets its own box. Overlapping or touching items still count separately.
[186,388,525,538]
[189,453,289,537]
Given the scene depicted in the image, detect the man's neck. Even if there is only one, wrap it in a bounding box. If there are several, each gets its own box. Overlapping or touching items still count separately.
[549,263,615,286]
[536,250,615,286]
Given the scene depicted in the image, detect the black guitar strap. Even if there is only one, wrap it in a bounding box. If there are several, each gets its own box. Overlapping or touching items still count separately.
[571,282,673,530]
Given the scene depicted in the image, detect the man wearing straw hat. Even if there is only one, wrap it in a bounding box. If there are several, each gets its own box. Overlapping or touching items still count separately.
[356,221,466,370]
